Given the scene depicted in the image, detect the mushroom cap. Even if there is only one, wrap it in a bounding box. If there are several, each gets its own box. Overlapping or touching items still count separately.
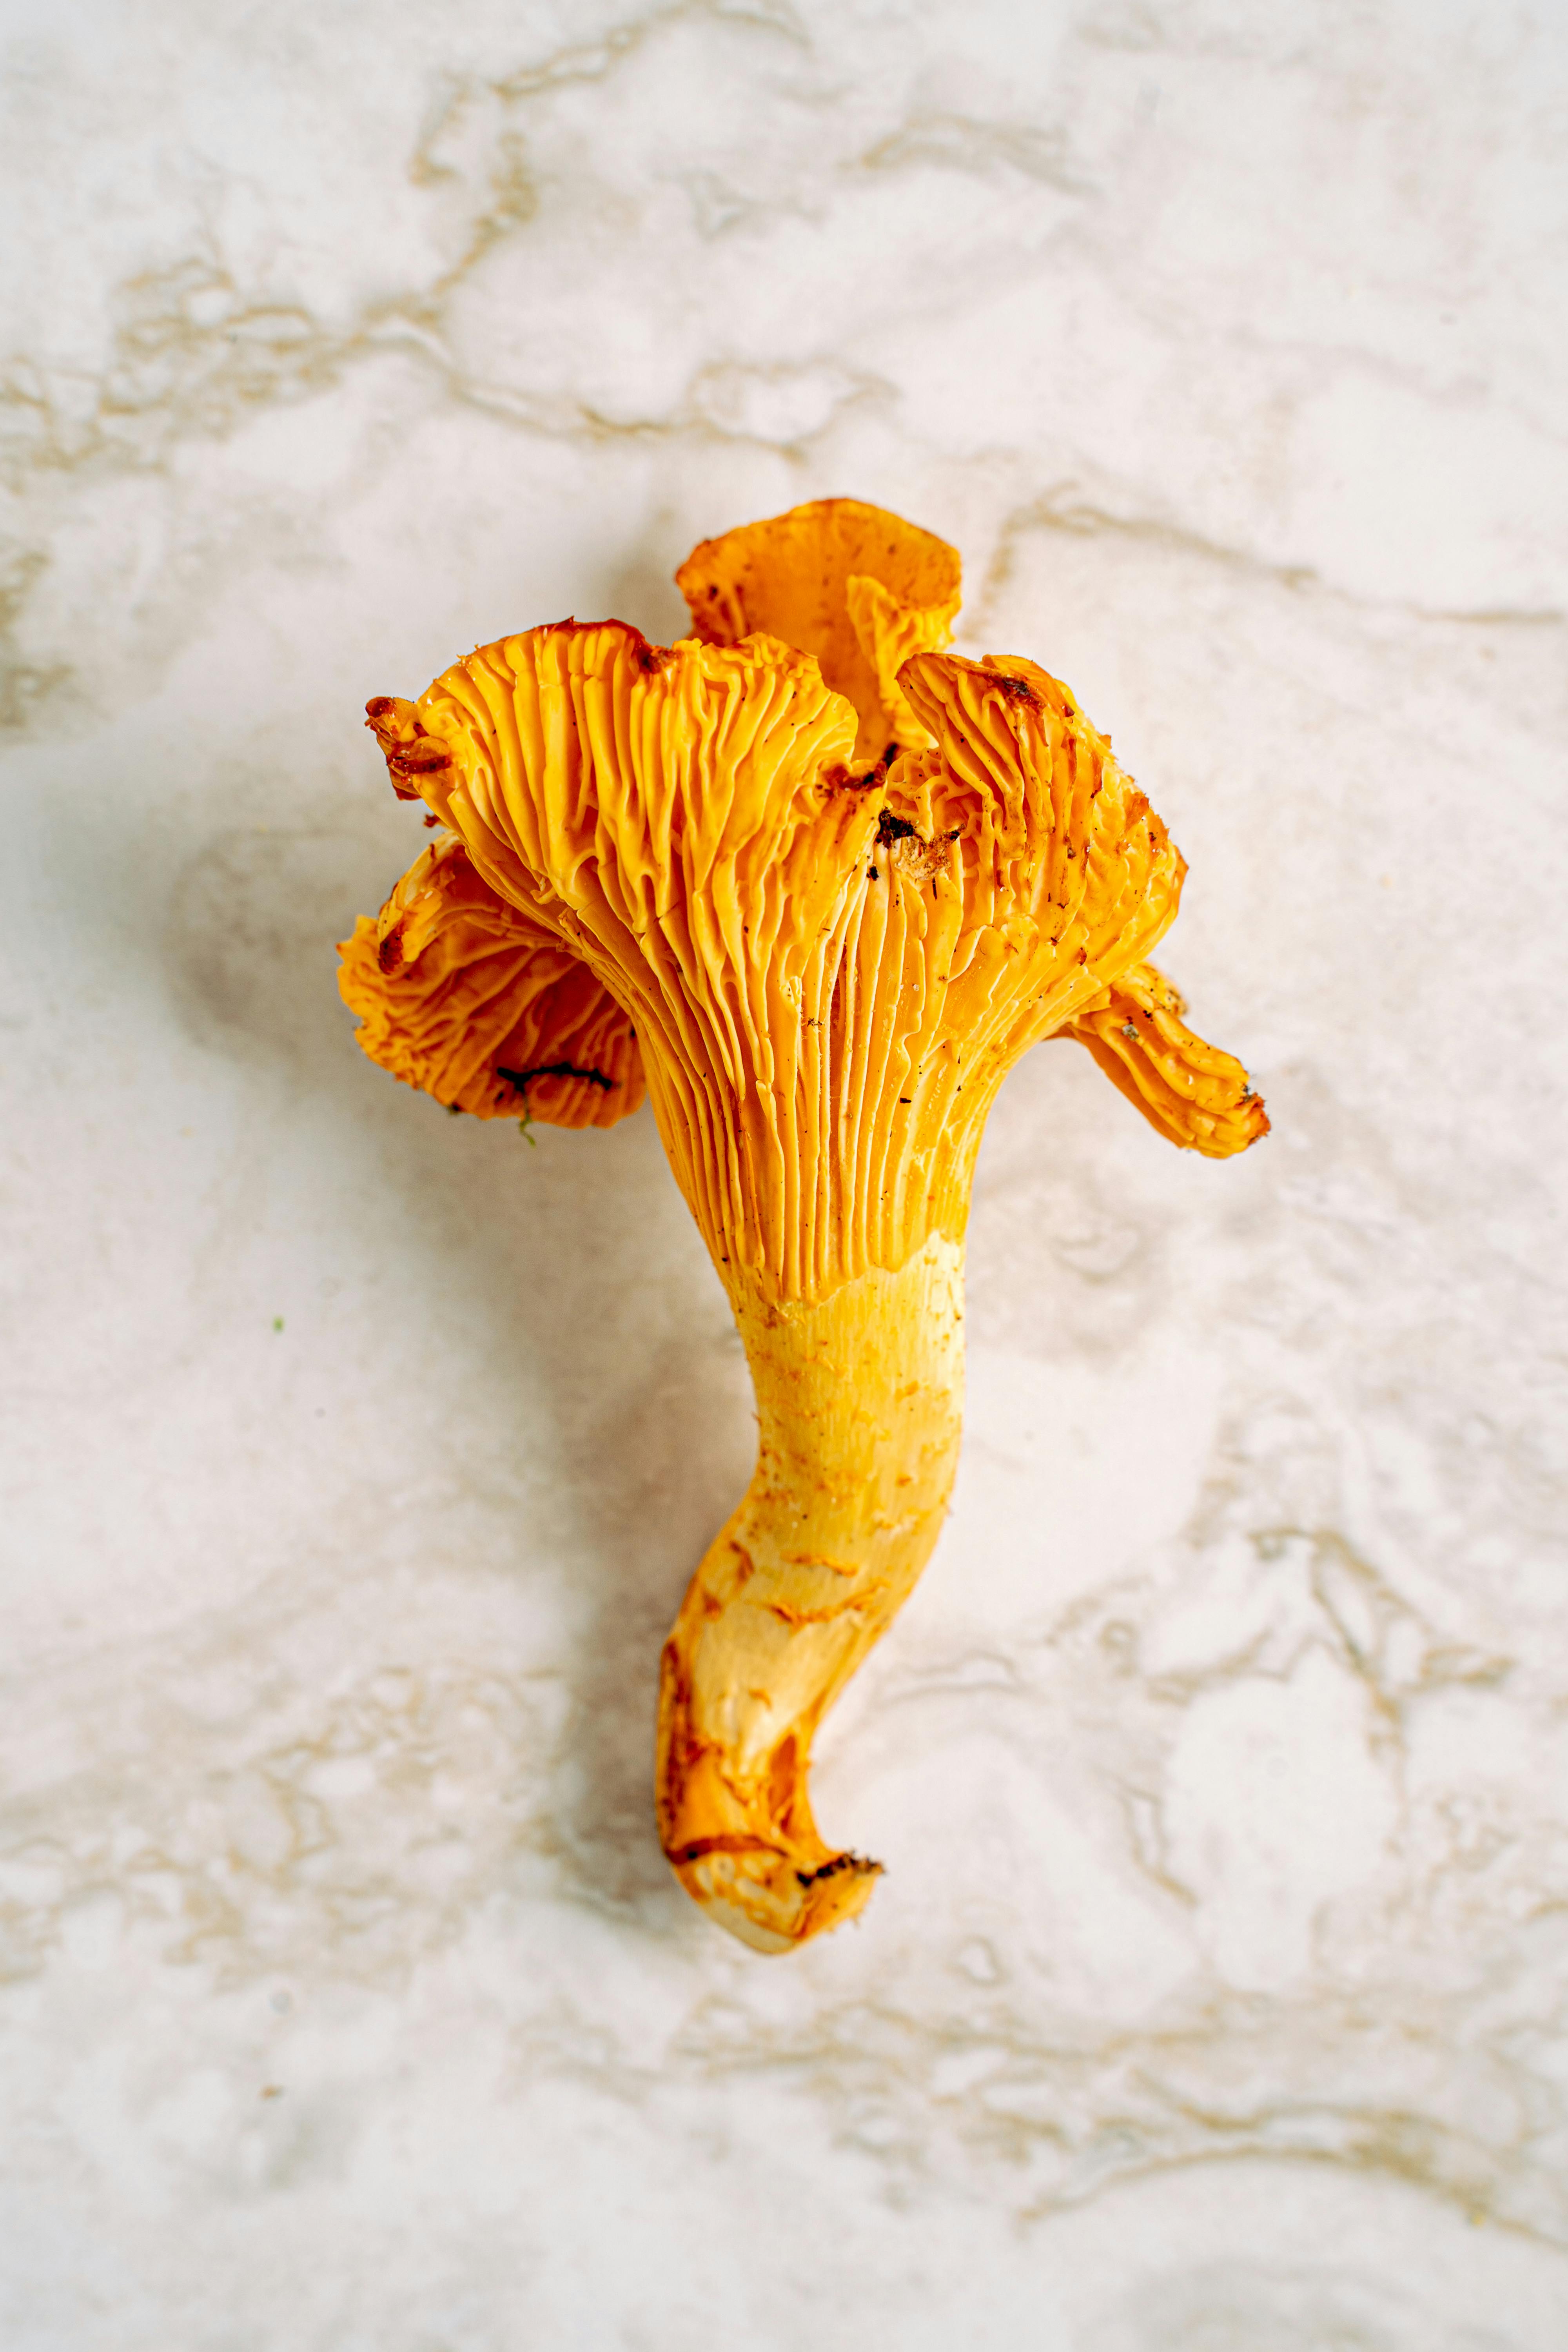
[360,616,1189,1296]
[676,497,961,766]
[345,502,1265,1284]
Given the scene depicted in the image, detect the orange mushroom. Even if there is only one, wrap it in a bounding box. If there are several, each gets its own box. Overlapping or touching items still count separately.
[340,498,1267,1951]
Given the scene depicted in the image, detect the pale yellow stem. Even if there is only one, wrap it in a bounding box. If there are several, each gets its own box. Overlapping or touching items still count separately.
[655,1234,965,1951]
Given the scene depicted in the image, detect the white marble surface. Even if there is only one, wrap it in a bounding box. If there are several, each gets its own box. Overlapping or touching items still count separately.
[4,1,1568,2343]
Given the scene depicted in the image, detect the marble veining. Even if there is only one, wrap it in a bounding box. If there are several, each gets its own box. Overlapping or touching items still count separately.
[3,1,1567,2344]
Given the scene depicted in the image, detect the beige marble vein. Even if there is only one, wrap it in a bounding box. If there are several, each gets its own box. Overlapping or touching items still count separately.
[3,0,1568,2344]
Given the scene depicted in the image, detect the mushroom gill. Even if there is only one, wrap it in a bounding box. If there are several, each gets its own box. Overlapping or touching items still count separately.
[339,830,643,1127]
[340,498,1267,1952]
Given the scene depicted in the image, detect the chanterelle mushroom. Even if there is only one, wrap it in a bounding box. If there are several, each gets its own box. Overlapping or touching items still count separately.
[341,497,1267,1952]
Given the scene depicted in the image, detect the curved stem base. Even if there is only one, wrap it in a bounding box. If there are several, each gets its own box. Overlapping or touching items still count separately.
[656,1236,965,1951]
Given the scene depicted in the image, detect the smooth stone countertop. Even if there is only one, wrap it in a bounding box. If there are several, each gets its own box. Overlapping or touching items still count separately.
[3,3,1566,2345]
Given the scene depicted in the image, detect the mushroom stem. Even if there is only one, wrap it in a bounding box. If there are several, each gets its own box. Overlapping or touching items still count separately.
[657,1232,965,1951]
